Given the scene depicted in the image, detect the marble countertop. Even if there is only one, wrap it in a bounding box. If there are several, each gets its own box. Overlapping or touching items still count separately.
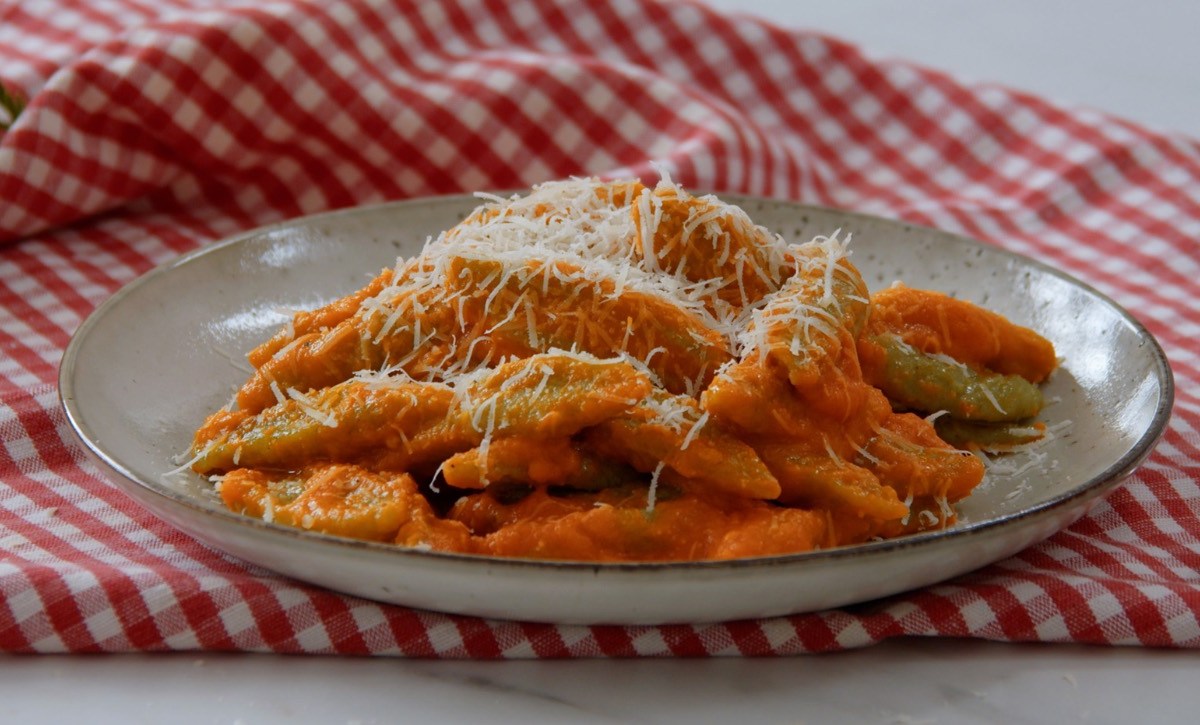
[3,638,1196,723]
[6,1,1197,722]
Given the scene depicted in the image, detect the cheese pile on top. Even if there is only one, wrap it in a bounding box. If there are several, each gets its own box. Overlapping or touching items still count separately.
[368,175,837,391]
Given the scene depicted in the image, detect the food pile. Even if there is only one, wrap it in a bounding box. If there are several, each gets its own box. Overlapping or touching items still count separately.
[186,176,1057,561]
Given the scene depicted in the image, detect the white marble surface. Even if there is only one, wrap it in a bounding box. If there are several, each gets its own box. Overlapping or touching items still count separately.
[2,639,1197,724]
[9,1,1199,723]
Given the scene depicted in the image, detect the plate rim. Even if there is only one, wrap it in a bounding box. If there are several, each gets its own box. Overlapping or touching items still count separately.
[58,193,1177,575]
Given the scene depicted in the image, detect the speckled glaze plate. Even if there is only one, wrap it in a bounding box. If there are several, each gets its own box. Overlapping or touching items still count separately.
[59,194,1174,624]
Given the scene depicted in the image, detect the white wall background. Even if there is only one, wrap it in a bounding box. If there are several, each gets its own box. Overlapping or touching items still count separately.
[700,0,1200,138]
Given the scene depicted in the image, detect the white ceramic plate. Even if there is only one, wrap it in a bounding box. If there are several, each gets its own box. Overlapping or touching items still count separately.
[59,195,1174,625]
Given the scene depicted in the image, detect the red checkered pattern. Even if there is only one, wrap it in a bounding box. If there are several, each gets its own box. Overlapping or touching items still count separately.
[1,0,1198,656]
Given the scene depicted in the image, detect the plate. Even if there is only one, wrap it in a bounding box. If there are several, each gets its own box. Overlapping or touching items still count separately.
[59,194,1174,624]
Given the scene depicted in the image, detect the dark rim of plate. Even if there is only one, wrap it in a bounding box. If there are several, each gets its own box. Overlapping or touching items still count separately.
[58,194,1176,573]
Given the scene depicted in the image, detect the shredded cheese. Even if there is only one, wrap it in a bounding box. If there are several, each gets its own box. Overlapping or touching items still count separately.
[645,460,666,514]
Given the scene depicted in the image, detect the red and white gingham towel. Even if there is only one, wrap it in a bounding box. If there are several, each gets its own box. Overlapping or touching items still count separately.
[1,0,1197,656]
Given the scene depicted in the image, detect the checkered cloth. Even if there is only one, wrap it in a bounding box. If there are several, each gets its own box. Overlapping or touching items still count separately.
[2,0,1197,656]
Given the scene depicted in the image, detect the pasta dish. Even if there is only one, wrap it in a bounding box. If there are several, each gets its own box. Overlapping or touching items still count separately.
[184,176,1057,561]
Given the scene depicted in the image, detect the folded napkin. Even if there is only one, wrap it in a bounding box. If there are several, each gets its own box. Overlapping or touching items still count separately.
[1,0,1197,655]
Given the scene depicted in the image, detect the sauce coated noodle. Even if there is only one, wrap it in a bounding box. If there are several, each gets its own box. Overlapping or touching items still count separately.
[188,177,1057,561]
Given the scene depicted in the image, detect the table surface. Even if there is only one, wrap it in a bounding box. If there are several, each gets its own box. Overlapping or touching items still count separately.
[5,1,1198,722]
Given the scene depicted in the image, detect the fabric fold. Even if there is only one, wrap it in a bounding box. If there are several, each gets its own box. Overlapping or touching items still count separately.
[0,0,1197,656]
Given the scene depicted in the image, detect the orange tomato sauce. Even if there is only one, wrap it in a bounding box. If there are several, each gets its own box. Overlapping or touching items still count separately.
[191,178,1056,562]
